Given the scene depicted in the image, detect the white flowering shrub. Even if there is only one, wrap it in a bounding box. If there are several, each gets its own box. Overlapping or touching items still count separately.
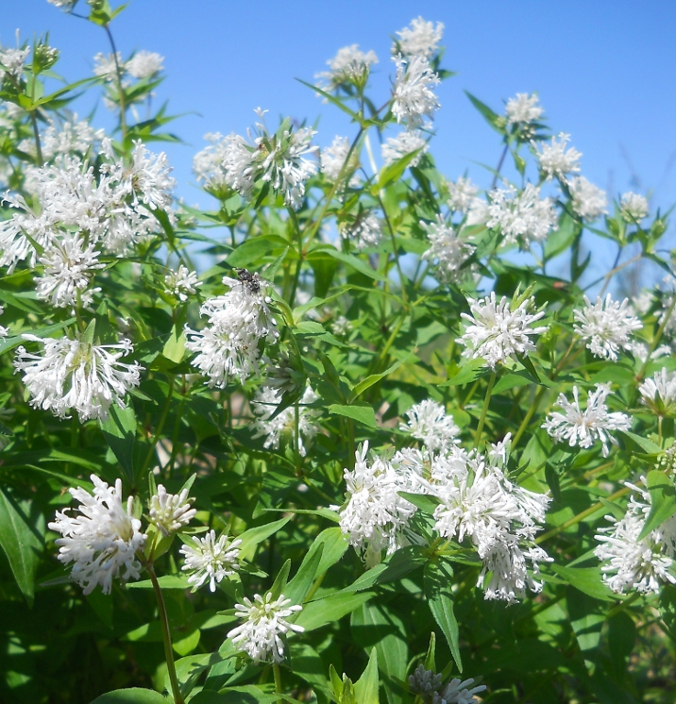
[1,4,676,704]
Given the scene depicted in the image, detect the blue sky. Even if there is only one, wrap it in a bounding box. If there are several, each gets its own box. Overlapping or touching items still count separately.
[3,0,676,280]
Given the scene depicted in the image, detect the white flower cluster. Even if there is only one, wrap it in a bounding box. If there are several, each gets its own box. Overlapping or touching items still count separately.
[340,212,382,250]
[457,292,547,369]
[392,55,441,130]
[505,93,543,127]
[337,423,552,602]
[14,334,143,422]
[0,45,30,82]
[534,133,582,181]
[447,176,479,214]
[382,130,429,167]
[148,484,196,537]
[316,44,378,91]
[251,384,320,457]
[568,175,608,221]
[573,294,642,361]
[49,476,146,595]
[164,264,201,302]
[595,480,676,594]
[321,136,360,186]
[185,273,279,388]
[620,191,649,222]
[193,112,317,210]
[227,592,304,663]
[639,368,676,417]
[180,530,242,592]
[421,215,474,283]
[486,183,557,249]
[20,114,105,161]
[0,139,175,306]
[543,384,631,457]
[93,49,164,81]
[393,17,444,59]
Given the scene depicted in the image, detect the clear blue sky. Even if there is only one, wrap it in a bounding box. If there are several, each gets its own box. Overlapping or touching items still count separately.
[3,0,676,279]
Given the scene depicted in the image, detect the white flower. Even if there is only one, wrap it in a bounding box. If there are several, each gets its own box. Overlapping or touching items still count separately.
[340,212,382,250]
[331,315,352,336]
[447,176,479,214]
[164,264,201,302]
[316,45,378,90]
[93,52,124,81]
[121,140,176,211]
[126,50,164,79]
[391,55,441,129]
[148,485,196,537]
[505,93,543,126]
[337,442,418,564]
[185,273,278,388]
[321,136,360,185]
[432,677,486,704]
[400,399,460,452]
[193,132,233,189]
[0,305,9,339]
[568,175,607,221]
[573,294,643,361]
[639,368,676,416]
[627,341,671,364]
[542,384,631,457]
[227,592,304,663]
[0,45,30,81]
[251,384,320,457]
[431,450,551,603]
[259,125,318,210]
[421,215,474,283]
[595,481,676,594]
[14,334,143,422]
[40,115,105,160]
[393,17,444,59]
[180,530,242,592]
[620,191,649,222]
[48,475,146,595]
[535,133,582,181]
[382,130,429,167]
[47,0,77,7]
[457,292,547,369]
[35,234,105,308]
[487,183,557,249]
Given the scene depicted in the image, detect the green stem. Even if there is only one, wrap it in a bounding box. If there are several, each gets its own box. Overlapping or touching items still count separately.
[103,23,127,139]
[473,372,496,449]
[30,111,43,165]
[536,486,630,544]
[140,376,175,479]
[273,662,283,703]
[147,564,184,704]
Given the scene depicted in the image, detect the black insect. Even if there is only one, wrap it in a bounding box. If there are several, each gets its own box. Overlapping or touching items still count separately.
[235,267,261,294]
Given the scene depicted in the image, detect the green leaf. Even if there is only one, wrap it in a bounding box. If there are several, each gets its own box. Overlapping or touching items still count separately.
[424,561,462,672]
[313,527,349,574]
[295,591,374,632]
[328,404,377,428]
[99,404,137,482]
[547,564,614,601]
[398,492,441,515]
[284,542,324,605]
[353,648,380,704]
[376,149,422,191]
[351,354,413,401]
[0,489,42,604]
[89,688,167,704]
[325,249,387,282]
[237,517,291,560]
[640,470,676,540]
[440,359,486,387]
[270,559,292,600]
[162,329,186,363]
[126,575,189,590]
[465,91,504,134]
[622,430,663,456]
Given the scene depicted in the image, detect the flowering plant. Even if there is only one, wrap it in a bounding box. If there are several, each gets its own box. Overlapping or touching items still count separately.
[1,5,676,704]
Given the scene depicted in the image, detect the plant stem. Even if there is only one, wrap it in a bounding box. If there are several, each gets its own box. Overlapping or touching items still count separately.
[273,662,283,703]
[140,376,175,479]
[30,111,43,165]
[535,486,630,544]
[491,143,509,190]
[147,564,184,704]
[103,23,127,139]
[473,372,496,449]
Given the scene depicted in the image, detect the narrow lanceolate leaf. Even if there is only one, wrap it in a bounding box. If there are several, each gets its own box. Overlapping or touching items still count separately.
[640,470,676,540]
[353,648,380,704]
[0,489,43,604]
[424,561,462,672]
[284,543,324,605]
[89,688,168,703]
[99,404,137,482]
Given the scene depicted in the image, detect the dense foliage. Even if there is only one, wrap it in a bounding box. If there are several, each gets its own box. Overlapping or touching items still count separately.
[1,3,676,703]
